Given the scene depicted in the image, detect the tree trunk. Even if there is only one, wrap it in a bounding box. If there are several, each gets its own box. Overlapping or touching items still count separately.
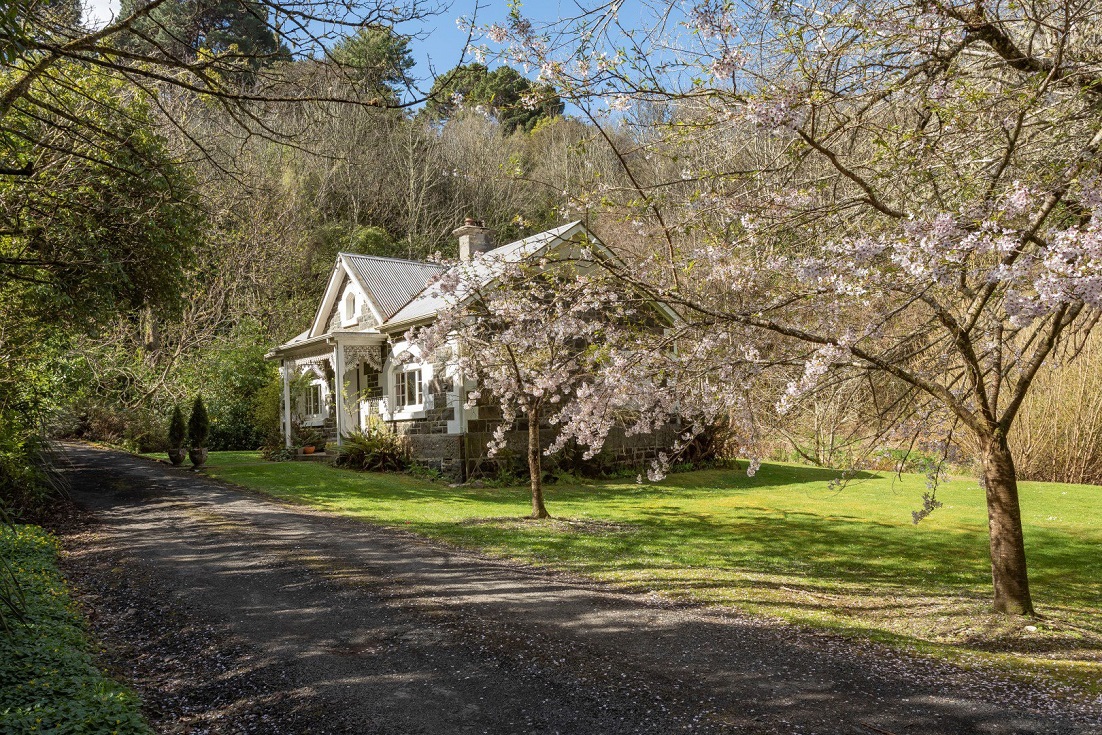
[527,407,549,519]
[980,430,1034,615]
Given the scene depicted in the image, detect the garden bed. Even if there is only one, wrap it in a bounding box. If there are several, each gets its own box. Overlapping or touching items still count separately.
[0,524,150,734]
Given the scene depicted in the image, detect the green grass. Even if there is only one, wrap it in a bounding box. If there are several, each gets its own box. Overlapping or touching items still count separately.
[0,525,151,735]
[200,452,1102,693]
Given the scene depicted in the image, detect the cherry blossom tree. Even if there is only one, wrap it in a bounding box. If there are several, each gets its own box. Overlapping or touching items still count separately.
[477,0,1102,615]
[411,251,642,519]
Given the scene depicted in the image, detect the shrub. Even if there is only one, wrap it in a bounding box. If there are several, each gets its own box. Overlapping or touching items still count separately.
[187,395,209,449]
[207,403,262,451]
[335,420,410,472]
[261,445,296,462]
[181,322,277,451]
[251,373,284,448]
[167,405,186,449]
[0,525,152,734]
[408,462,443,481]
[0,416,49,515]
[65,403,170,453]
[302,428,327,450]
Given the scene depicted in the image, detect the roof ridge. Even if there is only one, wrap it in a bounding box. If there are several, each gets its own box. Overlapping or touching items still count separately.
[341,222,583,264]
[483,220,583,255]
[380,221,589,328]
[339,252,445,268]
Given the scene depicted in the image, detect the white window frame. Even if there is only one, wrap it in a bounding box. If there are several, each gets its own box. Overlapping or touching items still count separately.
[393,366,424,413]
[302,380,326,426]
[340,288,358,327]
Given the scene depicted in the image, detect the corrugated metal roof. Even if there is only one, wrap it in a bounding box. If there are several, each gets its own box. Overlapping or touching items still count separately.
[382,221,584,328]
[274,221,644,354]
[341,254,446,319]
[285,329,310,346]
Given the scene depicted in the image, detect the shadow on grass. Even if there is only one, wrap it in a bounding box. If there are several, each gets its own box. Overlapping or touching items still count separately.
[211,454,879,501]
[413,511,1102,623]
[208,453,1102,657]
[214,456,1101,601]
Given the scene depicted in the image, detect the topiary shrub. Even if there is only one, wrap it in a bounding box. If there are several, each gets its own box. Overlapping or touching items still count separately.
[167,406,186,449]
[187,396,209,449]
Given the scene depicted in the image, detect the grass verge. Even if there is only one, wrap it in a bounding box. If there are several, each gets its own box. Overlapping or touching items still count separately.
[0,524,151,735]
[200,452,1102,696]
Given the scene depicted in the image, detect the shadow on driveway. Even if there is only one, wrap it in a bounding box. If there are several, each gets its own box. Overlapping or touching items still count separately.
[53,443,1100,735]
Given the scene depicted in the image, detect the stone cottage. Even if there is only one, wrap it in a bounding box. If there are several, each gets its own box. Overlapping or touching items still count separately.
[266,220,675,479]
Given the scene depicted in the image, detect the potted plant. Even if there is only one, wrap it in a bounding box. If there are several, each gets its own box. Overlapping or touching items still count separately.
[292,424,313,455]
[302,429,326,454]
[166,405,187,466]
[187,395,210,467]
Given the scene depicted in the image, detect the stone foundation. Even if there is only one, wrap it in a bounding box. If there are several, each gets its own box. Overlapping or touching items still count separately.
[462,424,679,480]
[394,421,677,482]
[385,388,678,482]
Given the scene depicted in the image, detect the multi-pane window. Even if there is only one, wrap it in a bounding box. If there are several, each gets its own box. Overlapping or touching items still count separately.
[395,368,423,409]
[305,384,322,415]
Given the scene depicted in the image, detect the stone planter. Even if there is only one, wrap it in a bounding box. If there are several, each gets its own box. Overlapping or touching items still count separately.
[188,448,208,467]
[167,448,186,466]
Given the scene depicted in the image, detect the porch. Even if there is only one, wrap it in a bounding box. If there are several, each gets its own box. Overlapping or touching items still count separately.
[266,331,387,449]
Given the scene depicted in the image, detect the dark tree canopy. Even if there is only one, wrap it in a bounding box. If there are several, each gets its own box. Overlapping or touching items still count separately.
[425,63,563,134]
[328,25,414,100]
[0,65,202,324]
[117,0,290,67]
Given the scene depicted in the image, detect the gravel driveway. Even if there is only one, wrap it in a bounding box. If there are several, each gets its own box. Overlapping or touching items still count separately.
[53,443,1099,734]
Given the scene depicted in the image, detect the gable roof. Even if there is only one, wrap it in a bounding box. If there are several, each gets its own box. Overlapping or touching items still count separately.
[277,220,651,355]
[341,254,446,320]
[383,221,587,329]
[303,253,447,340]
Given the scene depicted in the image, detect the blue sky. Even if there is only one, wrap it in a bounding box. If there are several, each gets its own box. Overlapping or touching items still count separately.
[83,0,701,114]
[85,0,573,87]
[400,2,574,88]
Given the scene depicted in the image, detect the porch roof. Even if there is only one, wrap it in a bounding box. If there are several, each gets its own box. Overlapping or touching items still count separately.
[265,329,385,360]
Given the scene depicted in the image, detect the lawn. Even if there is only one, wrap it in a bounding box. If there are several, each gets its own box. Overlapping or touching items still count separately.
[201,452,1102,692]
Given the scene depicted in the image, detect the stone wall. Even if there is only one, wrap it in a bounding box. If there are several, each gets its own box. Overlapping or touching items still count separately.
[325,279,377,332]
[383,376,679,482]
[462,422,679,480]
[390,368,463,477]
[362,365,382,400]
[460,393,678,479]
[405,433,464,480]
[391,403,677,482]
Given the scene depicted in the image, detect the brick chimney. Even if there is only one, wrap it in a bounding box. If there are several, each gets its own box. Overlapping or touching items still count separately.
[453,217,494,260]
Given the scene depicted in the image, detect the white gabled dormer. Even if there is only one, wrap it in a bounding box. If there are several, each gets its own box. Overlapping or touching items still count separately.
[307,256,385,339]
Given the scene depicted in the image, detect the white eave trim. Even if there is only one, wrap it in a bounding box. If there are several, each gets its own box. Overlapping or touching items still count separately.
[380,314,436,334]
[339,255,386,325]
[308,258,380,338]
[308,260,345,338]
[265,330,385,360]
